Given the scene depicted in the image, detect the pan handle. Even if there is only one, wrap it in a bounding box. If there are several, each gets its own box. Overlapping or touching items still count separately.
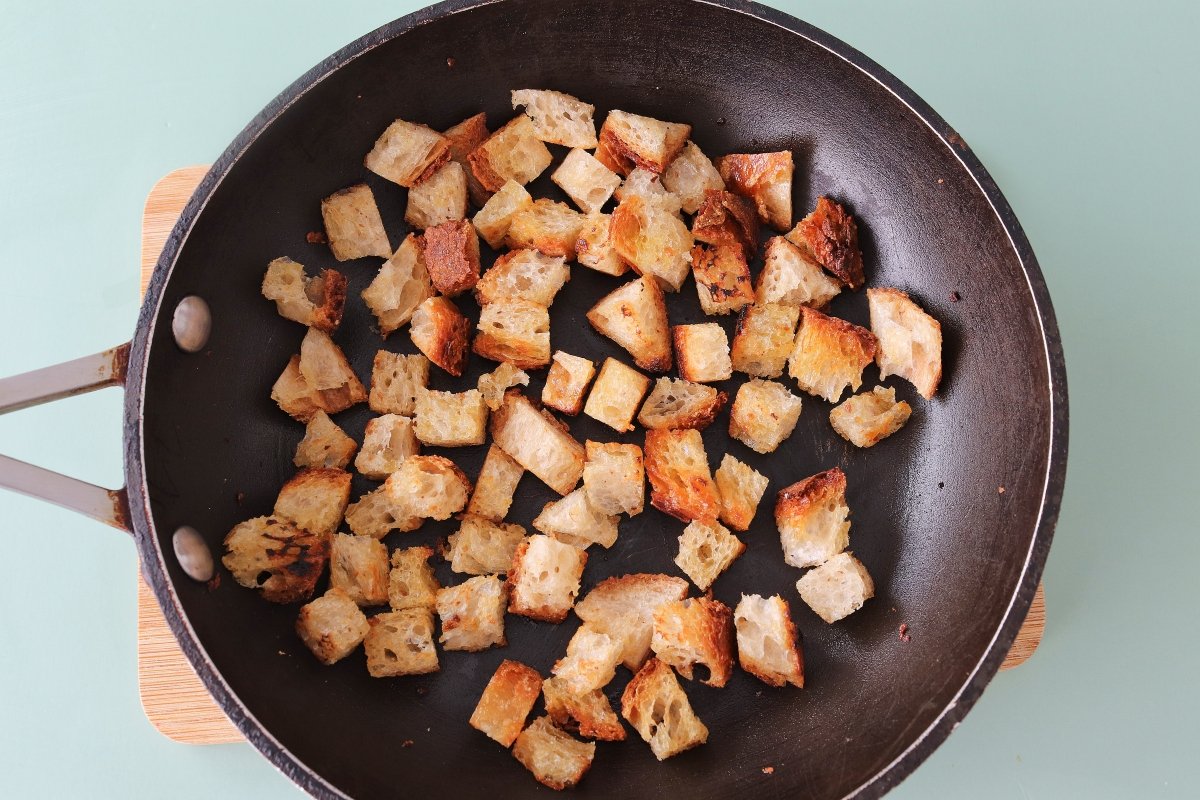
[0,343,133,533]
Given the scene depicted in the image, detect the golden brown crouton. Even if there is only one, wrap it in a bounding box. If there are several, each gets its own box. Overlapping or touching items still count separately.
[271,355,322,422]
[364,119,451,188]
[552,624,623,694]
[447,515,527,575]
[575,574,689,670]
[787,306,878,402]
[692,189,760,256]
[490,392,585,495]
[610,195,693,292]
[534,488,620,550]
[651,596,734,687]
[674,520,745,592]
[273,467,352,538]
[223,516,329,604]
[470,659,543,747]
[477,362,530,411]
[436,575,508,651]
[542,677,626,741]
[405,161,468,230]
[787,196,865,289]
[714,454,768,531]
[415,388,488,447]
[507,535,587,623]
[409,296,471,377]
[473,300,551,370]
[368,351,429,416]
[476,249,570,307]
[716,151,794,232]
[673,323,732,383]
[730,302,800,378]
[574,212,628,276]
[512,717,596,791]
[505,198,586,259]
[472,179,533,249]
[294,410,357,470]
[598,110,691,174]
[382,455,471,521]
[295,588,369,665]
[330,533,389,607]
[298,328,368,414]
[581,441,645,517]
[620,658,708,760]
[582,357,651,433]
[643,428,720,522]
[511,89,598,148]
[776,468,850,569]
[364,608,439,677]
[321,184,392,261]
[691,243,754,316]
[729,378,804,454]
[796,551,875,623]
[443,112,491,207]
[422,219,480,296]
[552,148,620,214]
[344,487,421,540]
[542,351,596,415]
[636,377,726,430]
[388,546,440,611]
[466,444,525,522]
[586,275,672,372]
[867,287,943,399]
[830,386,913,447]
[734,594,804,688]
[756,236,842,309]
[468,115,553,192]
[663,141,725,214]
[262,258,347,333]
[614,168,684,216]
[354,413,419,479]
[362,234,435,337]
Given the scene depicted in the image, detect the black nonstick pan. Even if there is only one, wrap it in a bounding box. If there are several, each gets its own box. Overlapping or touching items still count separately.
[0,1,1067,797]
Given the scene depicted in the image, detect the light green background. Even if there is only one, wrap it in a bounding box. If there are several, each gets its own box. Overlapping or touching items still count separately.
[0,1,1194,797]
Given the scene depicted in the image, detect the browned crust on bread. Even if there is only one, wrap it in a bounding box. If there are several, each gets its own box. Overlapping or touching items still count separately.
[692,189,760,256]
[799,305,878,362]
[309,269,348,333]
[443,112,492,207]
[505,538,588,623]
[594,133,635,176]
[643,429,720,522]
[542,677,627,741]
[638,379,727,431]
[584,275,673,373]
[467,117,535,192]
[422,220,481,296]
[653,597,735,687]
[271,355,321,422]
[222,516,330,604]
[690,243,753,314]
[791,196,865,289]
[412,147,453,187]
[738,599,806,688]
[597,117,690,175]
[419,297,471,376]
[775,467,847,522]
[715,152,793,232]
[469,659,543,747]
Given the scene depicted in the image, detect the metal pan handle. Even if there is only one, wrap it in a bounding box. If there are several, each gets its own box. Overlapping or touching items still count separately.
[0,343,132,532]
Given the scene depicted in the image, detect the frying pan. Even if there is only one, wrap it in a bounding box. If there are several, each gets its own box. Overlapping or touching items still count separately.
[0,0,1068,797]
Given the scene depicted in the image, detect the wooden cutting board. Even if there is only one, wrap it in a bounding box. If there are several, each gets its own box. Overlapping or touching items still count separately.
[136,167,1047,745]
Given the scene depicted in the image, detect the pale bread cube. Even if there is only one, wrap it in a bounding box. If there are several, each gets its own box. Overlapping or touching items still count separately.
[620,658,708,760]
[330,533,389,606]
[354,414,418,479]
[714,454,768,531]
[435,575,508,651]
[271,355,321,422]
[512,717,595,791]
[476,362,530,411]
[674,519,745,592]
[368,351,429,416]
[505,198,586,259]
[756,236,841,309]
[298,328,367,413]
[673,323,732,383]
[582,358,651,433]
[776,468,850,569]
[410,296,471,377]
[423,219,481,297]
[262,257,346,333]
[414,388,488,447]
[586,275,672,372]
[788,307,878,403]
[643,428,719,522]
[468,115,553,192]
[475,249,570,307]
[273,467,351,538]
[575,213,627,276]
[542,677,626,741]
[575,574,689,671]
[511,89,598,148]
[613,168,683,216]
[542,351,596,415]
[582,441,644,517]
[405,160,468,230]
[786,195,865,289]
[691,243,753,316]
[295,588,369,665]
[382,455,471,521]
[636,377,726,430]
[610,195,693,292]
[598,110,691,174]
[730,302,800,378]
[507,535,587,623]
[344,487,421,540]
[552,148,620,214]
[692,189,759,255]
[294,410,357,469]
[533,488,620,550]
[473,300,551,370]
[364,119,451,188]
[716,151,794,232]
[223,516,328,603]
[362,235,435,336]
[447,515,527,576]
[466,444,524,522]
[321,184,392,260]
[867,288,943,399]
[662,141,724,214]
[552,624,623,694]
[729,378,803,454]
[491,392,585,495]
[388,546,440,611]
[830,386,913,447]
[734,594,804,687]
[364,608,439,677]
[472,179,533,249]
[442,112,492,207]
[651,597,734,687]
[796,552,875,623]
[470,659,543,747]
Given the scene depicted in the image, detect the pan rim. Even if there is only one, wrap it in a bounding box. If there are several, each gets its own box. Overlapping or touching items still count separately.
[123,1,1069,798]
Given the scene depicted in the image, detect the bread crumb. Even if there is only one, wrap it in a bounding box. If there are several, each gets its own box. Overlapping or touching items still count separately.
[401,739,414,748]
[998,486,1006,494]
[206,574,221,592]
[306,231,327,244]
[416,686,428,697]
[446,57,456,68]
[949,291,961,302]
[937,178,944,184]
[762,766,774,775]
[899,623,911,643]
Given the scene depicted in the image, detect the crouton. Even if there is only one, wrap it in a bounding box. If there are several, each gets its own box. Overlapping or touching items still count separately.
[364,608,439,677]
[511,89,598,148]
[222,516,329,603]
[637,377,726,430]
[490,392,585,495]
[586,275,672,372]
[409,296,471,377]
[651,597,734,687]
[662,141,724,214]
[468,115,553,192]
[473,300,551,369]
[575,574,689,671]
[512,717,595,791]
[734,594,804,687]
[787,307,878,402]
[796,551,875,623]
[574,213,627,276]
[466,444,525,521]
[354,414,419,479]
[295,587,369,665]
[756,236,842,309]
[692,189,759,256]
[505,199,586,259]
[582,441,644,517]
[643,429,720,522]
[344,487,421,539]
[867,288,943,399]
[776,468,851,569]
[614,168,684,216]
[599,110,690,174]
[414,388,488,447]
[273,467,352,538]
[533,488,620,550]
[364,119,451,188]
[730,302,800,378]
[729,379,803,454]
[388,546,440,611]
[610,195,693,292]
[423,219,480,297]
[298,328,368,413]
[476,249,570,307]
[435,575,508,651]
[443,112,492,207]
[368,351,429,416]
[507,535,587,623]
[553,624,623,694]
[716,151,794,231]
[472,180,533,249]
[582,358,651,433]
[382,455,471,521]
[674,520,745,592]
[447,515,527,575]
[470,659,543,747]
[620,658,708,760]
[362,235,435,337]
[271,355,322,422]
[673,323,732,383]
[691,243,754,316]
[552,148,620,214]
[405,161,468,230]
[714,454,768,531]
[542,677,626,741]
[294,410,357,469]
[594,132,634,176]
[262,258,347,333]
[542,352,596,415]
[321,184,392,261]
[477,362,530,411]
[787,196,865,289]
[330,533,389,606]
[830,386,913,447]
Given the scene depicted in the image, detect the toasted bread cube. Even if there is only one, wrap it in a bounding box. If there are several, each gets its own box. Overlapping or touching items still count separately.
[271,355,321,422]
[586,275,672,372]
[734,594,804,687]
[582,358,651,433]
[321,184,392,261]
[788,307,878,403]
[383,455,471,521]
[796,551,875,623]
[534,488,620,550]
[730,303,800,378]
[507,535,587,623]
[470,659,543,747]
[365,119,451,188]
[599,110,690,174]
[512,89,598,148]
[542,352,596,415]
[472,180,533,249]
[468,115,553,192]
[787,196,865,289]
[610,195,693,292]
[410,296,471,377]
[298,328,367,414]
[274,467,352,538]
[476,249,570,308]
[447,515,527,575]
[574,213,627,276]
[691,243,753,316]
[692,189,759,255]
[443,112,492,207]
[505,199,586,259]
[614,168,684,216]
[354,414,418,479]
[867,288,943,399]
[423,219,480,296]
[621,658,708,760]
[405,161,468,230]
[414,388,488,447]
[368,351,429,416]
[262,258,346,333]
[663,141,724,214]
[477,362,530,411]
[582,441,644,517]
[436,575,508,651]
[362,235,435,337]
[467,444,525,521]
[673,323,732,383]
[473,300,551,370]
[222,516,329,603]
[575,574,689,670]
[830,386,913,447]
[637,377,726,431]
[330,533,389,606]
[490,392,585,495]
[294,410,357,469]
[757,236,841,310]
[553,624,623,694]
[729,379,803,454]
[542,677,626,741]
[651,597,734,687]
[364,608,439,677]
[594,131,634,176]
[388,546,440,611]
[295,588,369,665]
[344,487,421,539]
[777,468,850,569]
[717,151,794,231]
[512,717,596,791]
[644,428,720,522]
[674,520,745,592]
[714,454,768,531]
[552,148,620,214]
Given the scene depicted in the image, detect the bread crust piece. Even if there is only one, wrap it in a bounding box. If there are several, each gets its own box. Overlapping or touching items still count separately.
[663,141,725,214]
[472,179,533,249]
[776,468,850,569]
[409,296,471,377]
[512,716,596,791]
[787,196,865,289]
[422,219,480,296]
[692,189,760,256]
[829,385,913,447]
[295,588,370,665]
[610,195,693,292]
[598,110,691,174]
[321,184,393,261]
[713,454,768,531]
[674,519,746,592]
[364,608,440,677]
[734,594,805,688]
[541,677,627,741]
[505,198,587,259]
[636,377,726,431]
[730,302,800,379]
[796,551,875,623]
[581,357,651,433]
[673,323,733,383]
[262,258,347,333]
[273,467,352,538]
[620,658,708,760]
[490,391,585,496]
[506,535,587,623]
[787,306,878,403]
[388,546,440,610]
[644,428,720,522]
[442,112,492,207]
[446,515,527,575]
[435,574,508,651]
[728,378,804,454]
[866,287,943,399]
[586,275,672,373]
[298,328,368,414]
[382,455,471,521]
[574,213,627,276]
[368,351,429,416]
[470,660,543,747]
[294,410,357,469]
[511,89,599,148]
[405,161,469,230]
[473,299,551,370]
[542,351,596,416]
[574,573,690,671]
[651,597,735,687]
[466,444,524,521]
[468,115,553,192]
[756,236,842,310]
[329,533,390,607]
[222,516,329,604]
[271,355,322,422]
[691,243,754,316]
[716,151,794,232]
[364,118,452,188]
[362,234,435,337]
[551,624,624,694]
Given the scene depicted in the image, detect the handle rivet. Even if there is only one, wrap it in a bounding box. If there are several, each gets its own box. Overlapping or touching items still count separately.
[172,296,211,353]
[172,525,215,582]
